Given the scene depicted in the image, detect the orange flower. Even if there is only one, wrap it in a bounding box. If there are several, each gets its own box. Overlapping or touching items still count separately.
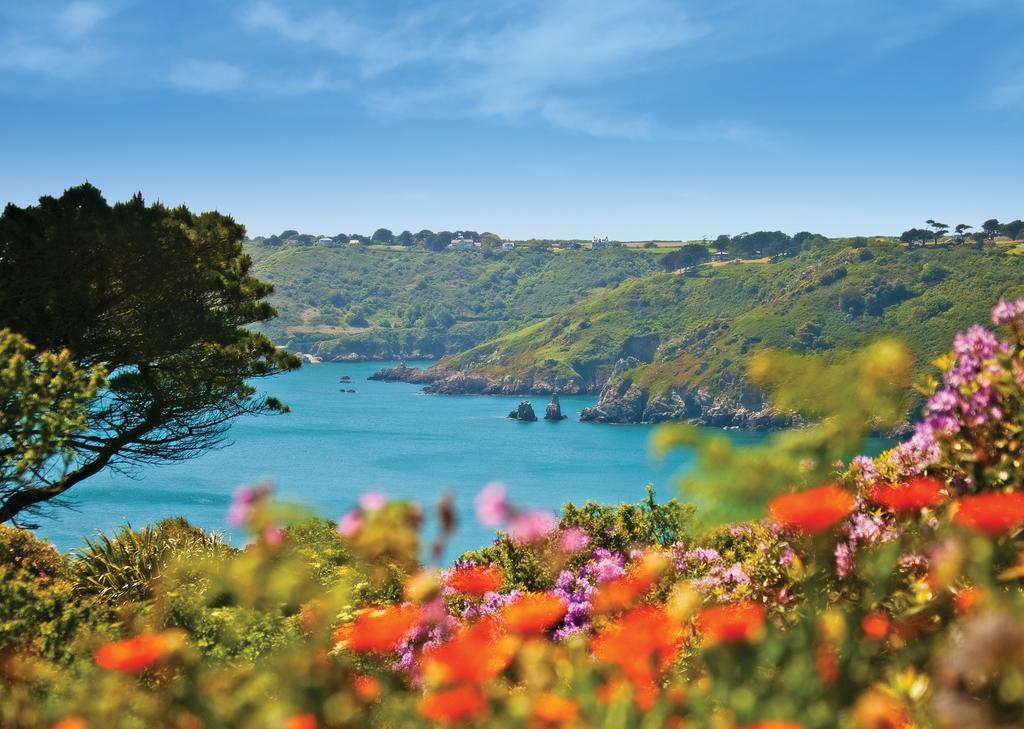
[532,693,580,725]
[447,565,504,595]
[861,612,890,640]
[334,604,420,653]
[768,485,856,535]
[501,593,567,634]
[94,633,173,673]
[852,689,909,729]
[868,477,945,513]
[592,606,683,709]
[419,684,487,724]
[593,572,655,614]
[694,601,767,646]
[953,585,982,615]
[52,719,88,729]
[284,714,317,729]
[953,492,1024,535]
[421,619,516,686]
[353,674,381,702]
[737,723,804,729]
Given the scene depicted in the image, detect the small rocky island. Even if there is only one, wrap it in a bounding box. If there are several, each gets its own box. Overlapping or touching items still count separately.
[544,394,567,421]
[508,400,538,421]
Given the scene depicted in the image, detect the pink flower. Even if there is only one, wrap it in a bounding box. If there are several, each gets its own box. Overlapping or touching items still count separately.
[262,524,285,547]
[475,482,510,527]
[508,510,556,544]
[337,510,363,537]
[359,491,387,513]
[227,484,269,528]
[558,527,590,553]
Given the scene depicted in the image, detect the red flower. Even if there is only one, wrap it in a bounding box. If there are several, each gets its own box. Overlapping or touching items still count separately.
[738,723,804,729]
[593,572,655,614]
[953,492,1024,535]
[421,619,516,686]
[768,485,856,535]
[353,675,381,702]
[694,601,767,646]
[868,478,945,513]
[953,585,982,615]
[52,719,88,729]
[500,593,567,634]
[419,684,487,724]
[447,565,504,595]
[861,611,890,640]
[284,714,317,729]
[94,633,174,673]
[532,693,580,725]
[334,604,420,653]
[592,606,683,709]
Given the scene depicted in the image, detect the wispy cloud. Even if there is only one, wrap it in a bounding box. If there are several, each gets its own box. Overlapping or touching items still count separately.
[0,2,113,78]
[167,59,245,94]
[240,0,710,139]
[56,1,110,38]
[987,69,1024,109]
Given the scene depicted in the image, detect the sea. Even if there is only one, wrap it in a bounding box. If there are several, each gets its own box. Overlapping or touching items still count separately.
[36,361,777,556]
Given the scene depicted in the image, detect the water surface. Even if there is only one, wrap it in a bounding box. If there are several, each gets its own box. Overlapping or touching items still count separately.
[38,361,772,555]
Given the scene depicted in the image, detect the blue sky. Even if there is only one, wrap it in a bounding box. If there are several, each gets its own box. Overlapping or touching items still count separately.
[1,0,1022,239]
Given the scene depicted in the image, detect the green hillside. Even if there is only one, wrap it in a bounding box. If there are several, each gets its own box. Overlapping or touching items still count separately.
[434,238,1024,406]
[246,243,660,359]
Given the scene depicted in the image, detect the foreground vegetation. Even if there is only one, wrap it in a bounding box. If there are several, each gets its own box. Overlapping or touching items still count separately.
[5,299,1024,727]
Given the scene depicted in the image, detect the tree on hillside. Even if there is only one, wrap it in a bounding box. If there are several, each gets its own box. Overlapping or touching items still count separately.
[396,230,414,246]
[413,230,435,247]
[660,244,710,272]
[372,228,394,244]
[925,220,949,244]
[426,231,454,252]
[0,184,299,524]
[1001,219,1024,241]
[954,224,972,245]
[982,219,1001,244]
[900,228,930,249]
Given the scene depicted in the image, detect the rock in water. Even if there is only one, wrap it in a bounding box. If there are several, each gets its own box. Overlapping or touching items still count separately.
[544,394,567,421]
[508,400,538,421]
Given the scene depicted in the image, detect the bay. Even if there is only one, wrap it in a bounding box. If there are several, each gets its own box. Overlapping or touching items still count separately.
[37,361,773,556]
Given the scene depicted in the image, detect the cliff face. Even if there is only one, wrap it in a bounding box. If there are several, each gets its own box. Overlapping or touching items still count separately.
[578,358,798,429]
[371,359,797,428]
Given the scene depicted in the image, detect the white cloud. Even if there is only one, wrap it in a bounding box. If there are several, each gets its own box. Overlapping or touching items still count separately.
[167,59,245,93]
[56,2,110,38]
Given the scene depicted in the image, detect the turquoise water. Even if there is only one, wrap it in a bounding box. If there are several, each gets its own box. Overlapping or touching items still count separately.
[36,361,771,556]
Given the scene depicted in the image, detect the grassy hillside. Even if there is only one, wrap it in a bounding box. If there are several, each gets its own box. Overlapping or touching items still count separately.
[246,243,660,359]
[436,238,1024,396]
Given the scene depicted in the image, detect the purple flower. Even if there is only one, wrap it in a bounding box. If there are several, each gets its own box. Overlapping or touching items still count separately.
[991,297,1024,325]
[475,481,509,527]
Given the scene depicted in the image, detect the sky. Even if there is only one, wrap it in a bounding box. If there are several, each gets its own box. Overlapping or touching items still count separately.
[1,0,1022,240]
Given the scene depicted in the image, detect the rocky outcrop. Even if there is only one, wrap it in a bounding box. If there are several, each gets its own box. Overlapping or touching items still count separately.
[580,358,798,430]
[544,394,567,421]
[508,401,538,421]
[370,365,592,396]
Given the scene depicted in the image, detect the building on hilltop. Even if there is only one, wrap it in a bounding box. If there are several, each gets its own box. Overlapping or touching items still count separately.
[591,236,610,250]
[501,240,516,250]
[447,232,480,250]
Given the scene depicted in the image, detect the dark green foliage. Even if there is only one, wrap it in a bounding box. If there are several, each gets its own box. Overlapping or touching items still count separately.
[660,244,711,271]
[0,184,299,524]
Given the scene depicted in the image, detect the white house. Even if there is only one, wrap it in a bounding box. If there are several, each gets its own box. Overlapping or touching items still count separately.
[501,240,515,250]
[591,236,610,250]
[447,233,480,250]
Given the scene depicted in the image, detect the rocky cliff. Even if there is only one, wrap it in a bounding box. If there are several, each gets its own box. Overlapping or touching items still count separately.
[579,358,798,429]
[369,364,592,396]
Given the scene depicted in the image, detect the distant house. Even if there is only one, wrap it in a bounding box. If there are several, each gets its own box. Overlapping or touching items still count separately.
[315,236,333,246]
[501,240,516,250]
[447,233,480,251]
[591,236,610,250]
